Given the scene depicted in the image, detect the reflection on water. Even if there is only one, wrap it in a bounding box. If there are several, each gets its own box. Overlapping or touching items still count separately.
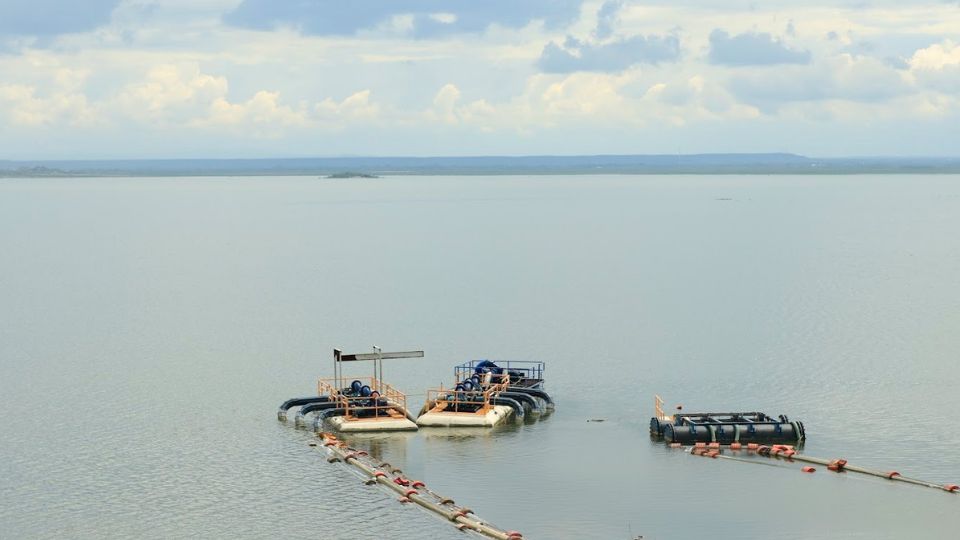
[335,432,417,465]
[2,175,960,539]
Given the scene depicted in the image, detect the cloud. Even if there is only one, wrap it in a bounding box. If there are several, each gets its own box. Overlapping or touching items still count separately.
[314,90,381,124]
[201,91,309,135]
[538,34,680,73]
[116,64,230,124]
[728,54,909,110]
[0,0,119,37]
[223,0,582,37]
[909,39,960,91]
[910,39,960,70]
[594,1,624,41]
[0,83,98,128]
[708,29,811,66]
[4,0,960,158]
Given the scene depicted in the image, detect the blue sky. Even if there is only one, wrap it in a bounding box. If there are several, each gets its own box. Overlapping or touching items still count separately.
[0,0,958,158]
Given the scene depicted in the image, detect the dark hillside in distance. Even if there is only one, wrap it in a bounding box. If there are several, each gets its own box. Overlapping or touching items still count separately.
[2,154,959,177]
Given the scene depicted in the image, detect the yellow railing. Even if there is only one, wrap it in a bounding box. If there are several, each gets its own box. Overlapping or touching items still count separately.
[425,375,510,413]
[655,394,672,422]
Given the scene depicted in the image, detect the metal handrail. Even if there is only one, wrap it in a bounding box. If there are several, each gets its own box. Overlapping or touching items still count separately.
[455,360,545,383]
[425,375,510,413]
[317,377,408,421]
[655,394,672,422]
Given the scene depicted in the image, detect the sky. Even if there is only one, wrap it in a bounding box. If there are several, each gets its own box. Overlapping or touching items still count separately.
[0,0,958,159]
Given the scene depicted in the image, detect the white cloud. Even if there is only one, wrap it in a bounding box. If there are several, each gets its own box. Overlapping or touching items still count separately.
[908,39,960,91]
[315,90,381,124]
[428,13,458,25]
[0,83,99,127]
[3,1,960,157]
[116,64,228,124]
[200,91,308,136]
[909,40,960,70]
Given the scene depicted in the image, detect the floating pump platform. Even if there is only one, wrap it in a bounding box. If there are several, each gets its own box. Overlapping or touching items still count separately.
[278,347,422,432]
[417,360,554,428]
[650,395,805,445]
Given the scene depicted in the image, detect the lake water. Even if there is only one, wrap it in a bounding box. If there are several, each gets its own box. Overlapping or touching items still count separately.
[1,175,958,539]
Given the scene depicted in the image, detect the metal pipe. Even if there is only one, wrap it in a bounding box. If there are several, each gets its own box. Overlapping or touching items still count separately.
[689,445,958,494]
[313,432,522,539]
[775,453,956,491]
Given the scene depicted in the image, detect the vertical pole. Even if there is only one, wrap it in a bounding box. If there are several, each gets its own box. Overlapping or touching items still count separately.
[334,348,341,393]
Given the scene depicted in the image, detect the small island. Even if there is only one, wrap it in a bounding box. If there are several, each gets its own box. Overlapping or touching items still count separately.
[324,172,380,179]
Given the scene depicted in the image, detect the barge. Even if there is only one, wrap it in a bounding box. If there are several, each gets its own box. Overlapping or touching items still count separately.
[417,360,554,427]
[278,347,421,432]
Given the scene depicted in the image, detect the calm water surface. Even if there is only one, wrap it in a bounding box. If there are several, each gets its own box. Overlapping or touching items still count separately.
[1,175,959,539]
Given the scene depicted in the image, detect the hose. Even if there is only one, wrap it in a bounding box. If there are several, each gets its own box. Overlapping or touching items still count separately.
[505,386,555,409]
[277,396,331,420]
[497,391,541,414]
[490,396,525,419]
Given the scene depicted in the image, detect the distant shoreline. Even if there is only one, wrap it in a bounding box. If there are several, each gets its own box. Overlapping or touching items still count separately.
[3,154,960,177]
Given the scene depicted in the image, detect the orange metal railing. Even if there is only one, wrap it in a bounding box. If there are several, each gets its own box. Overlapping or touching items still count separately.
[424,373,510,414]
[316,377,409,421]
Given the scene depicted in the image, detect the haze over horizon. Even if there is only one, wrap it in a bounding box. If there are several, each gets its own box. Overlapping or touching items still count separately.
[2,1,959,159]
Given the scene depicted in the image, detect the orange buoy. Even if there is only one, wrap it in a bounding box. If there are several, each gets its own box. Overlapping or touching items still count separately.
[398,496,411,503]
[729,443,742,450]
[827,459,847,472]
[669,442,682,448]
[708,442,720,449]
[695,442,706,448]
[747,443,759,451]
[801,466,816,473]
[412,480,426,488]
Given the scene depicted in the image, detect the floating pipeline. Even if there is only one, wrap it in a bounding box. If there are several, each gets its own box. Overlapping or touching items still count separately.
[311,432,524,539]
[675,443,959,495]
